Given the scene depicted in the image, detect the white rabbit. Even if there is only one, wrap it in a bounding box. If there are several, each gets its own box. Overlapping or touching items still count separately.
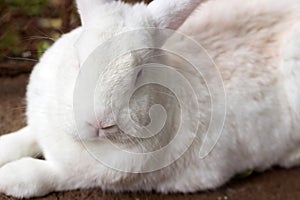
[0,0,300,198]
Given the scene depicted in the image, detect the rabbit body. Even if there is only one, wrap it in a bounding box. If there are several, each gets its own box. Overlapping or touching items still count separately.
[0,0,300,198]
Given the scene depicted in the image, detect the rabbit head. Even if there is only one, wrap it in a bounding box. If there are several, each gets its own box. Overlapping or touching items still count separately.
[73,0,203,141]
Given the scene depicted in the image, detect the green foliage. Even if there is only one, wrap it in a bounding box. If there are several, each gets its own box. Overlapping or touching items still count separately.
[4,0,49,16]
[0,0,52,57]
[37,41,51,58]
[235,170,254,179]
[0,31,23,56]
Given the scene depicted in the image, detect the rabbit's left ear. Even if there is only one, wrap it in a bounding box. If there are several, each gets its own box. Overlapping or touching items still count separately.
[148,0,205,30]
[76,0,114,26]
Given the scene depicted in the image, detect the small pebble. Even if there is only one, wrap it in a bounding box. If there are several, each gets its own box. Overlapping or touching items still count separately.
[22,51,31,58]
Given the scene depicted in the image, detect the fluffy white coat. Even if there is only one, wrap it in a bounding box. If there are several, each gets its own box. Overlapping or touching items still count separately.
[0,0,300,198]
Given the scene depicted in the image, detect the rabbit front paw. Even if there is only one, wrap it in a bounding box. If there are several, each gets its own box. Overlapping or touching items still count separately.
[0,158,58,198]
[0,127,41,167]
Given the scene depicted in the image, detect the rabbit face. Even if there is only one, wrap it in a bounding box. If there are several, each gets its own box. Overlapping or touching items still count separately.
[72,0,204,141]
[73,2,157,141]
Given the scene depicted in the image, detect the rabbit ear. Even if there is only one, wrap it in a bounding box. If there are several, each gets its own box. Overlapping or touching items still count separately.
[148,0,205,30]
[76,0,113,26]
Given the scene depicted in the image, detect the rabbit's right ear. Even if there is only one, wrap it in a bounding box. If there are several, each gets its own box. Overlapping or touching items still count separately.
[148,0,205,30]
[76,0,114,26]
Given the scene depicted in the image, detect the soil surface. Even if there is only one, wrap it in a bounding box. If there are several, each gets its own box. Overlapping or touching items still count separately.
[0,75,299,200]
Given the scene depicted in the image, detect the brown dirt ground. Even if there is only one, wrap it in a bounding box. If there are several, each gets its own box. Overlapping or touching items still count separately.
[0,75,299,200]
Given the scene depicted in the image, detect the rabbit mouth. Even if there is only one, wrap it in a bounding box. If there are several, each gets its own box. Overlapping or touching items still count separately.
[97,126,149,143]
[97,126,130,141]
[98,125,118,136]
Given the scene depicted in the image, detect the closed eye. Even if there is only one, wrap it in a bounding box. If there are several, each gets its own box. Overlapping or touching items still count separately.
[135,69,143,85]
[137,69,143,78]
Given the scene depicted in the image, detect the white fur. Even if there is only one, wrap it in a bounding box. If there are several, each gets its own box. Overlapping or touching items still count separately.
[1,0,300,198]
[148,0,205,29]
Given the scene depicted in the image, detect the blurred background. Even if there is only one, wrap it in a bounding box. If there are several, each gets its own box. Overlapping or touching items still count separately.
[0,0,152,76]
